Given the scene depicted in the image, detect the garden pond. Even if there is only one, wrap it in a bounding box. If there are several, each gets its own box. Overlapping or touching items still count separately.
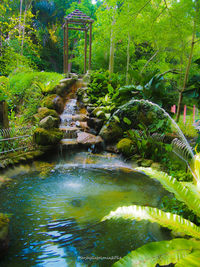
[0,151,171,266]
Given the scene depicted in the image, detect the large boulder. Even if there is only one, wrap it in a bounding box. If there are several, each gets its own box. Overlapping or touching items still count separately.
[77,132,103,147]
[39,116,59,129]
[99,121,124,144]
[56,77,77,97]
[117,138,135,157]
[41,95,64,114]
[34,107,60,122]
[53,96,64,113]
[33,128,63,146]
[0,213,9,255]
[41,94,57,110]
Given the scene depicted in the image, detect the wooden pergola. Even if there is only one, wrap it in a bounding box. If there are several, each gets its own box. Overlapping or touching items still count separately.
[63,9,94,74]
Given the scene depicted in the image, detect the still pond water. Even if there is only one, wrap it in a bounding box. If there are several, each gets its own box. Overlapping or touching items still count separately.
[0,151,171,266]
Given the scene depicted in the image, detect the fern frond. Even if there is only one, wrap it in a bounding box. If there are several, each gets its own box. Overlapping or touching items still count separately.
[175,250,200,267]
[112,238,200,267]
[102,205,200,239]
[136,167,200,217]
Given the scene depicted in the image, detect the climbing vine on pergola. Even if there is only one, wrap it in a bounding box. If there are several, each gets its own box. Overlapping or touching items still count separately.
[63,9,94,74]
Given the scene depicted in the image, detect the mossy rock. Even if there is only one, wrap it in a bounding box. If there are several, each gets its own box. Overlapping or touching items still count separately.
[140,159,153,167]
[151,162,162,170]
[34,107,59,122]
[56,78,77,96]
[41,94,57,109]
[39,115,59,129]
[99,121,123,144]
[34,128,63,146]
[117,138,135,157]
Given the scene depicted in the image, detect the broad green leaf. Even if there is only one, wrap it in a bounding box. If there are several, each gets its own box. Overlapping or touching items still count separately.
[105,113,111,120]
[112,238,200,267]
[102,205,200,239]
[113,115,120,123]
[136,167,200,217]
[123,117,131,125]
[96,110,104,117]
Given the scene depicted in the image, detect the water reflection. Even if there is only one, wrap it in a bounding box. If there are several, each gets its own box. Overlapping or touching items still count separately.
[0,152,171,266]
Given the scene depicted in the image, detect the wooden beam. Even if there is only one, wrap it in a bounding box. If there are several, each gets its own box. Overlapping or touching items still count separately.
[68,27,87,31]
[63,25,66,73]
[84,30,87,73]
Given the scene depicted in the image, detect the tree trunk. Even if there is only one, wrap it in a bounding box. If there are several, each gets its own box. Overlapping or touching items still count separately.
[109,19,115,75]
[20,0,33,56]
[21,9,26,55]
[176,11,197,122]
[126,33,130,85]
[19,0,23,38]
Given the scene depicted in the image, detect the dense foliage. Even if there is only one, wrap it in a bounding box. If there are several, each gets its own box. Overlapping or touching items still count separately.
[1,0,200,265]
[0,0,199,119]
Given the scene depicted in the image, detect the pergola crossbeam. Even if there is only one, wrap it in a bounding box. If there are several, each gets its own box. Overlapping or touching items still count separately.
[63,9,94,74]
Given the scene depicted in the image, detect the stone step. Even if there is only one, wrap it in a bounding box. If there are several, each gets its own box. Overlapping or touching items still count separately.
[61,138,78,145]
[60,138,79,150]
[59,126,79,131]
[60,114,88,122]
[59,126,79,138]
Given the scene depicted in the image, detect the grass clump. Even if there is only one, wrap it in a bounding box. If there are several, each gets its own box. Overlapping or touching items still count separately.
[5,71,63,123]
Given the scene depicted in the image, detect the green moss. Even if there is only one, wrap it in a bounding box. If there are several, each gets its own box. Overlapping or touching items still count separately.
[34,127,63,146]
[0,213,9,244]
[56,78,77,96]
[99,122,123,143]
[117,138,134,157]
[0,214,9,231]
[34,107,59,121]
[41,94,57,109]
[140,159,153,167]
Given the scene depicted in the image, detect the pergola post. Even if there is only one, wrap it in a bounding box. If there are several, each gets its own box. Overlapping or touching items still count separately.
[84,29,87,73]
[63,9,94,74]
[63,25,66,73]
[89,23,92,70]
[66,22,69,73]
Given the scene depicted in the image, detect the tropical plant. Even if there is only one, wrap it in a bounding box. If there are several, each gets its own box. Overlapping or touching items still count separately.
[126,123,171,161]
[87,69,122,104]
[102,164,200,266]
[95,94,116,120]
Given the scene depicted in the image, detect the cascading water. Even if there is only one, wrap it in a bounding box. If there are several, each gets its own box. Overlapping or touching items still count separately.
[60,99,78,139]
